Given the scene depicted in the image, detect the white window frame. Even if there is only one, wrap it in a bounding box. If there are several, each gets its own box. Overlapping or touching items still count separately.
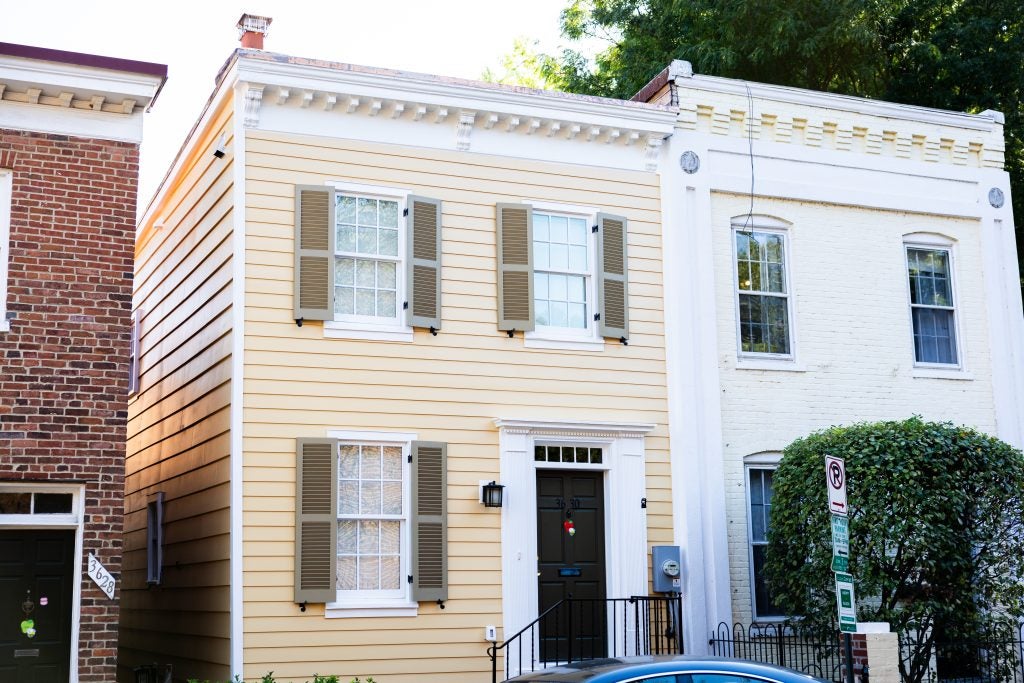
[323,181,414,343]
[744,453,784,622]
[128,311,142,396]
[0,169,11,333]
[524,200,604,352]
[903,233,964,373]
[146,491,164,585]
[325,429,418,618]
[732,217,796,364]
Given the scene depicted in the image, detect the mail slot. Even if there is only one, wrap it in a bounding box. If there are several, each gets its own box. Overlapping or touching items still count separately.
[558,567,581,577]
[14,649,40,658]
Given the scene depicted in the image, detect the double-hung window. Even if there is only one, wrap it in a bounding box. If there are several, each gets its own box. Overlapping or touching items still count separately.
[0,169,11,332]
[533,211,593,334]
[747,466,784,619]
[337,442,408,601]
[906,246,958,365]
[735,228,791,357]
[293,184,442,341]
[334,193,402,324]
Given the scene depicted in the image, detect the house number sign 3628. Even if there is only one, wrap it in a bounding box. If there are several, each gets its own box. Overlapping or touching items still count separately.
[87,553,116,600]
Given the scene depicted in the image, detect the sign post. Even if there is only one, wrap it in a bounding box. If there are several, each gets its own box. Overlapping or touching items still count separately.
[825,456,856,683]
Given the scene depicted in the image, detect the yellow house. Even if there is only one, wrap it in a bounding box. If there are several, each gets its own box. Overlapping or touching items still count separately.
[119,16,678,683]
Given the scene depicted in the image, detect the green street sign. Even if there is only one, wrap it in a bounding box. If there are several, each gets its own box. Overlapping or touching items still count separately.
[831,514,849,573]
[835,572,857,633]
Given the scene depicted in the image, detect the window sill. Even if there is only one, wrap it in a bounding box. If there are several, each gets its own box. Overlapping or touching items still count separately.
[324,320,414,343]
[911,367,973,381]
[324,601,419,618]
[524,331,604,352]
[735,358,806,372]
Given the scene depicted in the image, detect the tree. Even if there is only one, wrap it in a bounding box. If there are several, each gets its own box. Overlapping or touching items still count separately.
[765,417,1024,683]
[496,0,1024,297]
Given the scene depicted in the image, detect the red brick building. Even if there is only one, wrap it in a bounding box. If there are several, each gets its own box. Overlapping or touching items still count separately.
[0,43,164,682]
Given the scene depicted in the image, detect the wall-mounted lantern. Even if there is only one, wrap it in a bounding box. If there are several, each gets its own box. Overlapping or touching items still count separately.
[481,481,505,508]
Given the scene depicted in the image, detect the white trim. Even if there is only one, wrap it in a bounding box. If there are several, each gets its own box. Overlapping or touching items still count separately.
[236,56,677,133]
[731,222,797,362]
[0,168,10,333]
[0,482,85,683]
[228,81,247,678]
[735,359,808,372]
[0,54,161,104]
[660,134,732,653]
[523,336,605,351]
[324,603,418,618]
[323,320,414,342]
[496,418,652,670]
[674,66,1000,132]
[0,100,146,143]
[327,429,419,442]
[911,368,974,381]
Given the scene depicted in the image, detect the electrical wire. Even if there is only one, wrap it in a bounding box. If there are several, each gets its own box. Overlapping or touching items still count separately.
[740,82,756,235]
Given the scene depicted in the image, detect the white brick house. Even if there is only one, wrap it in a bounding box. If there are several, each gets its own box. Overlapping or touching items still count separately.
[639,60,1024,650]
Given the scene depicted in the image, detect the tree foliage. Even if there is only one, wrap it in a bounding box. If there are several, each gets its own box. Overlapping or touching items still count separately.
[499,0,1024,291]
[766,418,1024,681]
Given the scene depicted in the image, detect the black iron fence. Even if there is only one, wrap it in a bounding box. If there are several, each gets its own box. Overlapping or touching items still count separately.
[899,622,1024,683]
[488,595,684,683]
[709,622,847,682]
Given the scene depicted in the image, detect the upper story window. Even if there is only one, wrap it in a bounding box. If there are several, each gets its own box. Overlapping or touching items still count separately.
[533,211,593,332]
[735,226,791,357]
[906,244,958,365]
[0,169,11,333]
[334,193,402,324]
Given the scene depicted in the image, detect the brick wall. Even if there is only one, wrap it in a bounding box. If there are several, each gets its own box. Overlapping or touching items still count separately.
[1,128,139,682]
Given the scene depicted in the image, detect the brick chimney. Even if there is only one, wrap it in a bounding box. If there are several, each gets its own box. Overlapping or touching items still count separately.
[237,13,272,50]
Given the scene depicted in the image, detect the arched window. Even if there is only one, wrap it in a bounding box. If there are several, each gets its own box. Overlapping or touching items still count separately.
[732,216,794,358]
[904,233,960,366]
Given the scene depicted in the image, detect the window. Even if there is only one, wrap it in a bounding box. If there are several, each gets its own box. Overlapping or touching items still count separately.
[337,442,408,600]
[128,312,142,396]
[748,467,784,619]
[334,193,402,323]
[146,492,164,585]
[0,169,11,333]
[735,229,791,356]
[533,211,593,333]
[906,246,958,365]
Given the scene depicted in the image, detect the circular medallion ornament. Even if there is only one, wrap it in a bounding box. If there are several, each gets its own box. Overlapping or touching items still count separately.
[988,187,1005,208]
[680,150,700,174]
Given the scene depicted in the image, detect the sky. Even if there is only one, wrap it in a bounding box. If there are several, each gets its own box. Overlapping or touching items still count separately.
[1,0,593,212]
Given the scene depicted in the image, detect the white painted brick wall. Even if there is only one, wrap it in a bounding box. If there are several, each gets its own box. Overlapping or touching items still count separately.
[710,192,997,624]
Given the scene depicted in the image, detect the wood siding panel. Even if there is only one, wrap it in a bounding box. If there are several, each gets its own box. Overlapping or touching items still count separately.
[241,131,670,682]
[120,99,236,682]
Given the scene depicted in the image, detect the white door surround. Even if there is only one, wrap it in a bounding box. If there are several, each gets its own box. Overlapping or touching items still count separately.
[494,418,655,654]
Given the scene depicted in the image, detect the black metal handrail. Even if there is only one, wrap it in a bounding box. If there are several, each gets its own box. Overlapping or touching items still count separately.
[488,595,684,683]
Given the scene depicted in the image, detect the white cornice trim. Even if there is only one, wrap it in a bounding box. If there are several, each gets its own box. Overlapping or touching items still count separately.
[493,418,657,438]
[235,56,677,135]
[0,99,145,142]
[676,71,999,132]
[0,54,162,107]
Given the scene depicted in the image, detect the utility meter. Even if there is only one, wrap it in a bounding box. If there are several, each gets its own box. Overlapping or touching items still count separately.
[652,545,682,593]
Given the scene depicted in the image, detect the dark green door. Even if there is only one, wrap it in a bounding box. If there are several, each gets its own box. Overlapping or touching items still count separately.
[536,470,606,662]
[0,529,75,683]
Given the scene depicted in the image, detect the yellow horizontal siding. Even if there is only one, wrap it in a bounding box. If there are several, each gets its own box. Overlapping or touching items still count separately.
[241,130,670,682]
[121,98,235,682]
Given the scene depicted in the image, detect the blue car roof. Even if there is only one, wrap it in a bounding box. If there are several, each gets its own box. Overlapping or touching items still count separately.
[507,655,832,683]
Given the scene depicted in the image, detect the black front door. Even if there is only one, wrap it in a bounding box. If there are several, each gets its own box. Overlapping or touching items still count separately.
[0,529,75,683]
[537,469,606,662]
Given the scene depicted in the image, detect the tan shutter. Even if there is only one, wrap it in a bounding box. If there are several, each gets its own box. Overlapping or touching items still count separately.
[295,438,337,604]
[596,212,629,340]
[406,196,443,331]
[496,203,534,332]
[294,186,336,321]
[411,441,447,602]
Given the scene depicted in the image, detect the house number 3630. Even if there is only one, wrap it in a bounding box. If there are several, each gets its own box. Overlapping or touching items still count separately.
[87,553,116,600]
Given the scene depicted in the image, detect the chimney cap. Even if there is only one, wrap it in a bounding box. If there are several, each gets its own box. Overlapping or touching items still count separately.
[237,13,273,38]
